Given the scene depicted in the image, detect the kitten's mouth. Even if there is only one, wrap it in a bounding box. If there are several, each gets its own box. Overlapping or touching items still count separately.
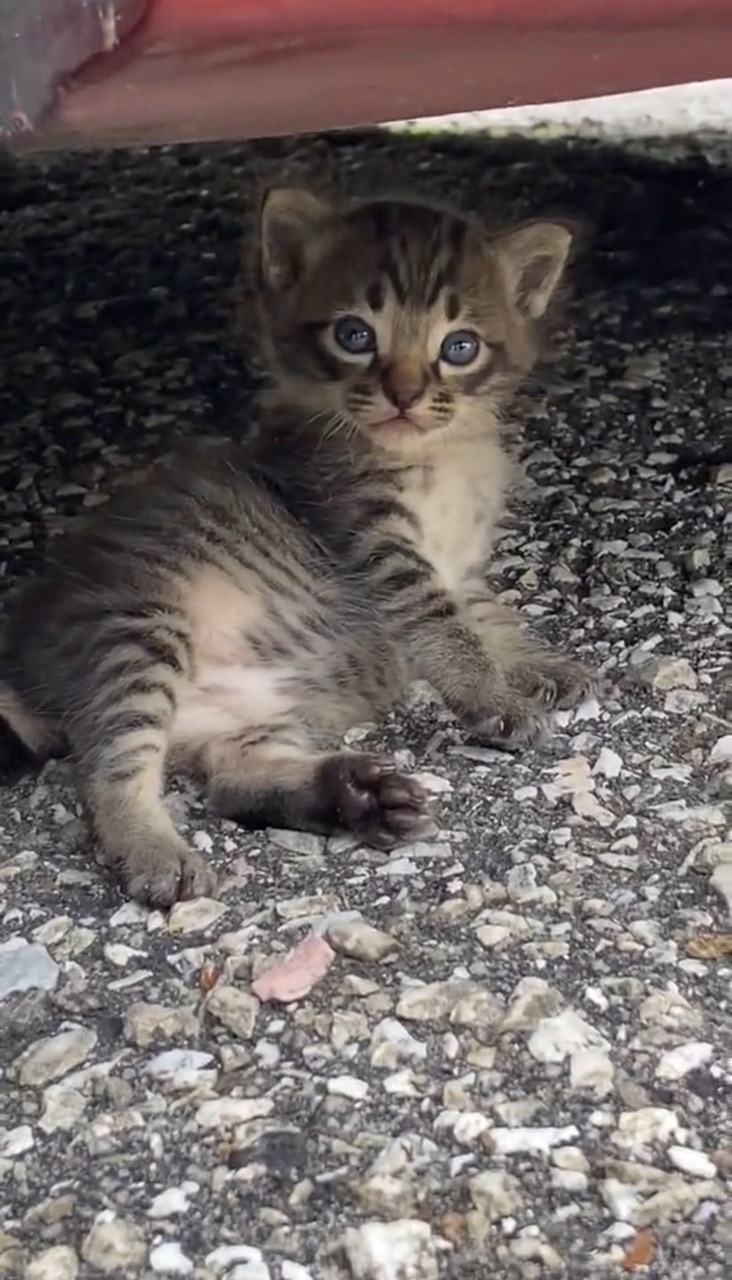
[371,412,424,432]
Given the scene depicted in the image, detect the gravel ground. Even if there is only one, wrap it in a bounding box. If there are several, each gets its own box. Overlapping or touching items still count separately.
[0,130,730,1280]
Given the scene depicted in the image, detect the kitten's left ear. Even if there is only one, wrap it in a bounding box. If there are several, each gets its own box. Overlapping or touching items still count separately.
[494,220,574,320]
[258,187,333,293]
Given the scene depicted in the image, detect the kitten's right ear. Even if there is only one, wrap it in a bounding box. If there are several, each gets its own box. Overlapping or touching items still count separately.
[258,188,333,293]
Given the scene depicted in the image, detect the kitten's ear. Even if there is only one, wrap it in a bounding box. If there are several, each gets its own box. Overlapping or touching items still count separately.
[494,220,573,319]
[258,187,333,293]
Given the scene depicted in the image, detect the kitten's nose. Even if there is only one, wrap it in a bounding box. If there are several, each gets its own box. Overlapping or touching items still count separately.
[382,366,426,412]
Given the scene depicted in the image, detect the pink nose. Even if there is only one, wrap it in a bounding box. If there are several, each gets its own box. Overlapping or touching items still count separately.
[382,369,425,411]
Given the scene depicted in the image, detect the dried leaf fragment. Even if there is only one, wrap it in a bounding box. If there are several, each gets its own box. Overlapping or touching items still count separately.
[622,1227,655,1271]
[684,933,732,959]
[198,960,220,993]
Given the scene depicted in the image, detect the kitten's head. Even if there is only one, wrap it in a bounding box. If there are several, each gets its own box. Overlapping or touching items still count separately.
[254,187,573,448]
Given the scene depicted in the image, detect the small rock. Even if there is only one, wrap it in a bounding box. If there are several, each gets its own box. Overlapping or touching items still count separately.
[640,985,702,1033]
[205,1245,270,1278]
[327,1074,369,1101]
[81,1217,146,1273]
[501,978,564,1033]
[614,1108,681,1154]
[166,898,227,934]
[552,1146,589,1172]
[341,1219,438,1280]
[528,1009,608,1064]
[0,939,60,1000]
[641,656,698,691]
[370,1019,427,1069]
[569,1046,615,1097]
[0,1125,34,1157]
[26,1246,79,1280]
[450,985,504,1030]
[123,1003,199,1048]
[468,1170,523,1221]
[635,1179,720,1226]
[145,1049,215,1088]
[267,829,325,856]
[281,1265,314,1280]
[13,1026,97,1087]
[326,920,397,962]
[509,1230,564,1271]
[276,893,342,921]
[195,1097,274,1129]
[601,1178,643,1222]
[710,735,732,762]
[396,981,463,1022]
[505,864,557,907]
[668,1145,717,1178]
[656,1042,714,1080]
[148,1185,197,1218]
[206,986,259,1040]
[593,747,623,779]
[486,1126,579,1155]
[149,1242,193,1275]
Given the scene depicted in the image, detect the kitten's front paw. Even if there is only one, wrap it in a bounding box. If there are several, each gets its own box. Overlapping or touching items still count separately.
[506,652,595,712]
[119,841,217,908]
[462,701,549,752]
[322,752,433,849]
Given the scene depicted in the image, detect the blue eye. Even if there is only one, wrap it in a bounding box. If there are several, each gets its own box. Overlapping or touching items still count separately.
[440,329,481,366]
[334,315,376,355]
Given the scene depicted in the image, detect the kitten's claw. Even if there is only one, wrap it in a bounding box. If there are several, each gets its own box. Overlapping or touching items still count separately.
[464,706,549,752]
[321,752,433,848]
[506,653,595,711]
[119,843,217,909]
[461,655,595,751]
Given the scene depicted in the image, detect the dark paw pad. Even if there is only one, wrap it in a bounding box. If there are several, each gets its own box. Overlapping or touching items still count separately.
[321,752,432,849]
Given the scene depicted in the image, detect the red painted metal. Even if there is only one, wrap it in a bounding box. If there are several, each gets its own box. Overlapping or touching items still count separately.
[4,0,732,150]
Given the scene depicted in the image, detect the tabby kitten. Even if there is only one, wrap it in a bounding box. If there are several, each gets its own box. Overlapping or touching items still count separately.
[0,187,591,906]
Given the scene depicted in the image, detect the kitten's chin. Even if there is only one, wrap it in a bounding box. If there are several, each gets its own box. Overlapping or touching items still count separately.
[358,410,450,440]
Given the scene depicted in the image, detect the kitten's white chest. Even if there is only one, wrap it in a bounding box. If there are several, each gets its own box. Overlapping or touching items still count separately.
[403,436,509,594]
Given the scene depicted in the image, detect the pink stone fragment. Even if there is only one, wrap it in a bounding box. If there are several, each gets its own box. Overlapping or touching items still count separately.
[251,934,336,1004]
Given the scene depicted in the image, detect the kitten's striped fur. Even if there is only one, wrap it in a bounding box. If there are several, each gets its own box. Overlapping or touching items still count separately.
[0,189,591,905]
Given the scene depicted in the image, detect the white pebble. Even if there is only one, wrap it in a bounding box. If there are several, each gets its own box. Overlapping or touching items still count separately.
[710,734,732,762]
[0,1124,35,1157]
[327,1074,369,1101]
[341,1219,438,1280]
[656,1042,713,1081]
[281,1265,314,1280]
[528,1009,608,1065]
[593,747,623,779]
[205,1246,270,1278]
[148,1185,196,1218]
[668,1145,717,1179]
[488,1125,579,1155]
[149,1242,193,1275]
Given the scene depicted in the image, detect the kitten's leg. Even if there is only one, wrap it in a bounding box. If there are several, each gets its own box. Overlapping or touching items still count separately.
[464,593,593,713]
[350,509,585,750]
[68,625,215,907]
[205,729,432,848]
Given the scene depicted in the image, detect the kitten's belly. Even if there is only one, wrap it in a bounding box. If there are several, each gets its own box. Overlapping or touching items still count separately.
[170,663,299,751]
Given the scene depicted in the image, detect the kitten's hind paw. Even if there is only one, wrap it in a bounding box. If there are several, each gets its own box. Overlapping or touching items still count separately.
[115,840,217,909]
[321,752,433,849]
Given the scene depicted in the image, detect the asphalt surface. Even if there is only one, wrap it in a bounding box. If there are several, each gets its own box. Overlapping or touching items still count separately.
[0,130,730,1280]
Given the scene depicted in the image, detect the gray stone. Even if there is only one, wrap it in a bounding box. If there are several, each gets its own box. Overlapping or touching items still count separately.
[13,1026,97,1087]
